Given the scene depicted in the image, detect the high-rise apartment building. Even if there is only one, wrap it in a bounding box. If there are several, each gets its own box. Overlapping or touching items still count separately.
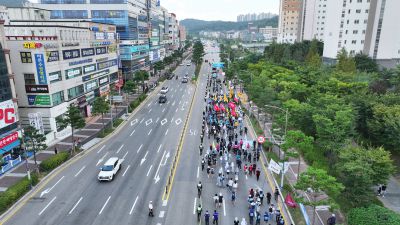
[301,0,327,41]
[167,13,179,51]
[323,0,400,68]
[278,0,304,43]
[179,25,186,46]
[237,12,277,22]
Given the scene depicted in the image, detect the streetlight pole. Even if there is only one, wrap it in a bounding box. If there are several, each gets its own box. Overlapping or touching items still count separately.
[20,131,32,189]
[264,104,289,188]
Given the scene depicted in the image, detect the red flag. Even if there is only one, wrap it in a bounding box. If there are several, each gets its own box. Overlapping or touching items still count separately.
[214,104,220,111]
[285,194,297,208]
[231,110,237,117]
[228,102,236,109]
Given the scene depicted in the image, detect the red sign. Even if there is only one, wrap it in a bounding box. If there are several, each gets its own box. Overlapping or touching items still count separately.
[258,136,265,143]
[0,132,19,149]
[0,100,17,129]
[285,193,297,208]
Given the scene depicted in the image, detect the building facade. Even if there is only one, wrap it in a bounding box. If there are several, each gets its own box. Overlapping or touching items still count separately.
[178,25,186,46]
[167,13,179,51]
[277,0,304,43]
[0,19,21,166]
[5,21,119,142]
[323,0,400,67]
[259,26,278,42]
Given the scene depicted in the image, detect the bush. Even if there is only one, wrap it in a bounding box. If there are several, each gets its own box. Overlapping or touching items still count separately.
[0,173,39,214]
[139,94,147,101]
[114,118,123,127]
[348,204,400,225]
[98,128,114,138]
[39,152,70,172]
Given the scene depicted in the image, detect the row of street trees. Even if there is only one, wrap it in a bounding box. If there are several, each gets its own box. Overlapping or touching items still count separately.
[226,39,399,223]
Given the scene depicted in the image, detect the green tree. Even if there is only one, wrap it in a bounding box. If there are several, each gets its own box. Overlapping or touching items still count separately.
[123,80,136,94]
[57,105,85,155]
[305,39,322,69]
[192,40,205,65]
[348,204,400,225]
[24,126,47,171]
[134,70,149,92]
[354,53,379,73]
[91,97,110,131]
[153,61,165,75]
[281,130,314,181]
[336,145,395,208]
[295,167,344,225]
[336,48,356,73]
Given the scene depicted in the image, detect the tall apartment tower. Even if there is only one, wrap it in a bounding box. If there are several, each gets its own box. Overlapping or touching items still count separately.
[278,0,304,43]
[323,0,400,68]
[301,0,327,41]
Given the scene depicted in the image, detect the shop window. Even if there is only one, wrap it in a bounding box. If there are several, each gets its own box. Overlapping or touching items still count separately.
[52,91,65,106]
[20,52,32,63]
[24,73,36,85]
[67,84,84,100]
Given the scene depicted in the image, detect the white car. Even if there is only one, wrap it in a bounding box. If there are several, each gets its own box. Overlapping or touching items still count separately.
[160,86,169,94]
[98,157,122,181]
[186,63,191,66]
[180,63,184,66]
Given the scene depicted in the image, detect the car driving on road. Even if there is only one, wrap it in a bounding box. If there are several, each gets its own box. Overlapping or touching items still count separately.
[182,76,188,83]
[98,157,122,181]
[160,86,169,94]
[159,94,167,103]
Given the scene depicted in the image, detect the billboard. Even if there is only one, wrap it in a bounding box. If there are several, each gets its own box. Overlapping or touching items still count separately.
[34,54,47,84]
[27,95,51,106]
[0,100,17,129]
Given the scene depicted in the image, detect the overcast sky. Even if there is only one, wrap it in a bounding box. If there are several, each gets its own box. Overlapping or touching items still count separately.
[161,0,279,21]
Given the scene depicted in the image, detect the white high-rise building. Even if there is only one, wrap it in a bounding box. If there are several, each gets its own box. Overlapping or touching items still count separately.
[301,0,327,41]
[323,0,400,68]
[278,0,304,43]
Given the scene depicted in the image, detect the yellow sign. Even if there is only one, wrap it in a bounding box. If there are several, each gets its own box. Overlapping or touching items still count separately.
[23,42,42,49]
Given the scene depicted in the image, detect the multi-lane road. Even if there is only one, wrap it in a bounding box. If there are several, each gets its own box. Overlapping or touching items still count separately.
[1,44,287,225]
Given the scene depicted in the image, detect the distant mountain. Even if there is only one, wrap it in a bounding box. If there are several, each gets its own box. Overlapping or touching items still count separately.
[180,17,278,34]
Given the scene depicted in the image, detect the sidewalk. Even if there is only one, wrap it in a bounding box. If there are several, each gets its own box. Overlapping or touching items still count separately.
[239,91,342,225]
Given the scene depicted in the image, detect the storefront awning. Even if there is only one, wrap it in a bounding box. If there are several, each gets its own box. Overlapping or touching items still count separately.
[0,139,20,155]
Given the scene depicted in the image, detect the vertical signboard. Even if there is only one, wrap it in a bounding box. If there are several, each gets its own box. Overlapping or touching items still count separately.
[28,113,44,134]
[35,54,47,84]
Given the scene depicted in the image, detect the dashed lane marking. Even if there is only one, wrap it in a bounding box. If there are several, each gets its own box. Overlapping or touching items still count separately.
[129,196,139,215]
[122,165,131,177]
[39,196,57,216]
[137,144,143,153]
[68,197,83,214]
[130,129,135,136]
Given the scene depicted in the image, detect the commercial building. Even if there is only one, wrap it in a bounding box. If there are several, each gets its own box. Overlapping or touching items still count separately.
[323,0,400,68]
[0,19,21,168]
[178,25,186,46]
[167,13,179,51]
[37,0,150,79]
[277,0,304,43]
[259,26,278,42]
[5,20,119,142]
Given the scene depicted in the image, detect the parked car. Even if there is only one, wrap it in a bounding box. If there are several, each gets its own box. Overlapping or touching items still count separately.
[182,77,188,83]
[159,94,167,103]
[179,63,184,66]
[160,86,169,94]
[186,63,191,66]
[166,73,175,80]
[98,157,122,181]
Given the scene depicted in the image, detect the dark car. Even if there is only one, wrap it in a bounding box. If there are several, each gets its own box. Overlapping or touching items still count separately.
[159,94,167,103]
[166,73,175,80]
[182,76,188,83]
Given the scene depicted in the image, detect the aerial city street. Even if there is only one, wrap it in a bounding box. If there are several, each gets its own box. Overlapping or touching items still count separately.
[0,0,400,225]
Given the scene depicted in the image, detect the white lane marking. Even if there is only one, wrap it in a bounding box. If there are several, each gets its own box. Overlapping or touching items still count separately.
[96,151,109,166]
[145,119,153,126]
[175,89,177,93]
[68,197,83,214]
[130,129,136,136]
[197,166,200,178]
[157,144,162,153]
[171,94,174,98]
[129,196,139,215]
[154,151,167,184]
[122,165,131,176]
[162,200,168,206]
[172,101,176,106]
[122,151,129,159]
[159,211,165,218]
[179,100,181,105]
[193,197,197,215]
[116,144,124,154]
[148,129,152,135]
[175,108,178,112]
[38,196,57,215]
[130,118,138,126]
[148,102,152,107]
[99,196,111,215]
[137,144,143,153]
[165,129,169,136]
[149,108,152,113]
[156,117,160,123]
[161,118,167,126]
[147,165,153,176]
[162,108,166,112]
[47,176,64,193]
[223,199,226,216]
[140,118,144,123]
[74,166,86,177]
[175,118,182,125]
[170,117,174,123]
[141,151,148,165]
[97,145,105,154]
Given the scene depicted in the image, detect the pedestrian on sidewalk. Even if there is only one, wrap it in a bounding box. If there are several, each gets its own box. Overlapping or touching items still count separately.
[205,210,210,225]
[231,191,236,205]
[241,218,247,225]
[54,147,58,155]
[274,187,280,202]
[255,168,261,181]
[255,212,261,225]
[327,214,336,225]
[381,184,387,197]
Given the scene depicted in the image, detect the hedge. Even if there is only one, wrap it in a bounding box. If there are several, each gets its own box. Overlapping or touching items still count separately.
[348,204,400,225]
[39,152,70,172]
[0,173,39,214]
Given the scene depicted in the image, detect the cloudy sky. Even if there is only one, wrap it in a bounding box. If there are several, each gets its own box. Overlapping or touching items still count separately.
[160,0,279,21]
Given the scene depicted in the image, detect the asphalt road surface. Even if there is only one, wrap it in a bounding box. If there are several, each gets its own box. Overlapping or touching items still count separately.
[2,44,287,225]
[3,56,196,225]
